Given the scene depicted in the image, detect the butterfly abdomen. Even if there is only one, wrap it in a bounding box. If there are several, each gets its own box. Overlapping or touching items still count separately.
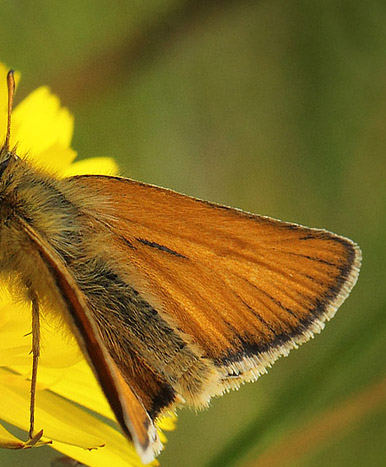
[0,157,81,300]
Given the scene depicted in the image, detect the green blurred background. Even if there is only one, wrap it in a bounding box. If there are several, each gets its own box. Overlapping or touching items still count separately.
[1,1,385,466]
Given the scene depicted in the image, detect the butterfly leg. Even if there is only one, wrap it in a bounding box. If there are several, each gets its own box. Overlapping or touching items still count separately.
[28,290,40,441]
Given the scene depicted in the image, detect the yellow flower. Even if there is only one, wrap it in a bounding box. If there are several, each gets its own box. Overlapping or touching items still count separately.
[0,63,175,466]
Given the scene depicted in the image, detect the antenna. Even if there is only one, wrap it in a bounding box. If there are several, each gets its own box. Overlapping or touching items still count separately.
[4,70,15,153]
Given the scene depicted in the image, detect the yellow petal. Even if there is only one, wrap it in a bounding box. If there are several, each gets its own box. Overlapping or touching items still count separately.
[157,413,177,444]
[38,317,81,369]
[26,144,77,173]
[62,157,119,177]
[12,86,73,157]
[0,369,105,449]
[0,301,31,366]
[53,439,148,467]
[157,413,177,432]
[0,369,151,465]
[0,314,30,351]
[0,296,80,370]
[0,347,31,367]
[48,361,114,421]
[52,426,153,467]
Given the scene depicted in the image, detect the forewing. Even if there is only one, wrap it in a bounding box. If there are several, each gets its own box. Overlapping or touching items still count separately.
[71,175,361,386]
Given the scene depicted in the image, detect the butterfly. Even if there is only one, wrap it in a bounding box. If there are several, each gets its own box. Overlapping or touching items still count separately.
[0,70,361,463]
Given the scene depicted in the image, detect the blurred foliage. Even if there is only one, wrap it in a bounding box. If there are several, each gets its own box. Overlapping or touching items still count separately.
[1,0,386,466]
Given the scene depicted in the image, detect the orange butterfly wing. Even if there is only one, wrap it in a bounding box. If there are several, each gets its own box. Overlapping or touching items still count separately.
[70,175,361,385]
[17,216,161,464]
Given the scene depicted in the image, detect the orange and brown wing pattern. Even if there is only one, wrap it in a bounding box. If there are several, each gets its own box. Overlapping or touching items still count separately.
[17,216,160,464]
[71,175,361,392]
